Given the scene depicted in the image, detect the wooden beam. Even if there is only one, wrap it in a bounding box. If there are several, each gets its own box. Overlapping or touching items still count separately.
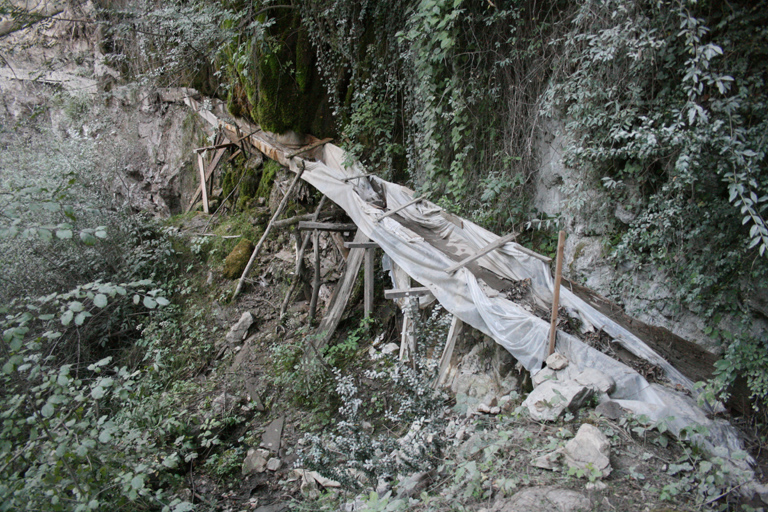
[364,248,374,318]
[344,241,379,249]
[298,222,357,232]
[197,153,209,214]
[312,230,370,350]
[445,232,518,274]
[194,141,235,153]
[434,316,462,388]
[285,138,333,159]
[309,228,321,321]
[227,148,243,162]
[377,196,423,222]
[548,231,566,356]
[384,287,431,299]
[513,244,552,263]
[232,167,306,300]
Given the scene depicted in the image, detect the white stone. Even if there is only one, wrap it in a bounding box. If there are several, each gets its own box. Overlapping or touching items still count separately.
[563,424,612,478]
[490,486,591,512]
[242,448,270,475]
[523,380,594,421]
[532,368,558,387]
[267,457,281,471]
[545,352,569,370]
[573,368,615,394]
[226,312,253,343]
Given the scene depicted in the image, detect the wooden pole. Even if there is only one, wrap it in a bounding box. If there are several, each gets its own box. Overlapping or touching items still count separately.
[279,196,327,319]
[364,247,374,318]
[309,228,321,321]
[232,166,305,300]
[548,230,566,356]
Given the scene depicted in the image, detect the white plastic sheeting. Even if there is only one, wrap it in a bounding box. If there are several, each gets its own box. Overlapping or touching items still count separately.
[184,97,748,466]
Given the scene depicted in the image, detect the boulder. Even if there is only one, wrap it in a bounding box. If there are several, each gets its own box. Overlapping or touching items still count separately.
[523,380,594,421]
[490,486,591,512]
[595,400,625,420]
[532,368,558,387]
[267,457,281,471]
[563,424,612,478]
[225,312,254,344]
[546,352,569,370]
[222,239,254,279]
[573,368,615,394]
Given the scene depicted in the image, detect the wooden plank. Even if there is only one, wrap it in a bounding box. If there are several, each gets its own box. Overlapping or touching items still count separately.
[364,248,374,318]
[279,196,328,319]
[312,230,370,350]
[197,153,209,214]
[194,141,235,153]
[298,222,357,232]
[384,287,431,299]
[227,148,243,162]
[434,316,462,388]
[548,230,566,356]
[232,168,306,300]
[377,195,422,222]
[445,232,518,274]
[285,138,333,159]
[344,241,379,249]
[513,244,552,263]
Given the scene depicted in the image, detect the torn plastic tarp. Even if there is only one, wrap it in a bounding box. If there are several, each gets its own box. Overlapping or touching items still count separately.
[183,96,749,467]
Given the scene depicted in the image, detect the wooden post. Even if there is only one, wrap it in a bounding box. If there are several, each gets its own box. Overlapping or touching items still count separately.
[434,316,462,388]
[309,228,321,321]
[548,230,567,356]
[364,248,374,318]
[232,167,305,300]
[197,153,209,214]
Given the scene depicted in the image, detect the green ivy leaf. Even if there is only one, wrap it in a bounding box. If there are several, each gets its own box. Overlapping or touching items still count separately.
[156,297,170,307]
[56,229,73,240]
[74,311,91,326]
[41,403,54,418]
[61,310,74,326]
[143,296,157,309]
[93,294,108,308]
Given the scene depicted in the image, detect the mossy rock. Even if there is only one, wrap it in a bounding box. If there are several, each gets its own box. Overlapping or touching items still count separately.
[222,239,254,279]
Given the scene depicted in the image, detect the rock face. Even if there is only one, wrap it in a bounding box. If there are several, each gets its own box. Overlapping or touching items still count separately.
[523,380,594,421]
[490,486,591,512]
[223,239,255,279]
[545,352,569,371]
[563,424,612,478]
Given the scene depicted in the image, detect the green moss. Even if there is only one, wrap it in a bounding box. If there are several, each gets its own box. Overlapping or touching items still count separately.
[256,160,280,199]
[222,238,255,279]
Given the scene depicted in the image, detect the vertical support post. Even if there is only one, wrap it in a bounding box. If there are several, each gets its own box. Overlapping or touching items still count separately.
[197,153,209,214]
[309,229,321,321]
[364,247,374,318]
[548,230,567,356]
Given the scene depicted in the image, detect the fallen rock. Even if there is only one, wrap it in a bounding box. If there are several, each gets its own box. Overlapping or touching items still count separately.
[381,343,400,355]
[546,352,569,371]
[523,380,594,421]
[261,416,285,453]
[210,392,237,416]
[595,400,625,420]
[490,486,591,512]
[222,239,255,279]
[563,424,612,478]
[225,312,254,344]
[396,470,434,498]
[531,449,563,471]
[242,448,270,475]
[267,457,281,472]
[573,368,615,394]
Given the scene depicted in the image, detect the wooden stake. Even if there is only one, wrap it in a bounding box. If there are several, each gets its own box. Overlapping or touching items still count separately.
[279,196,328,319]
[187,147,228,213]
[548,230,567,356]
[434,316,462,388]
[232,167,305,300]
[377,195,422,222]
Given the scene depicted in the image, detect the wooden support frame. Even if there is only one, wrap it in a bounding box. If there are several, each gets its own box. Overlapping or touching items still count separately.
[312,230,370,350]
[343,241,379,249]
[285,138,333,159]
[197,153,209,214]
[298,222,357,232]
[232,167,306,300]
[186,147,228,213]
[445,232,518,274]
[377,196,423,222]
[363,247,374,318]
